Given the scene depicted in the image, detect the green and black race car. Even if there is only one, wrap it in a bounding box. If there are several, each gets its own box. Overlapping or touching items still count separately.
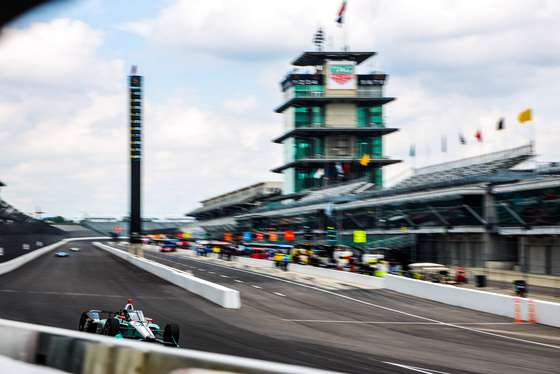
[78,299,180,347]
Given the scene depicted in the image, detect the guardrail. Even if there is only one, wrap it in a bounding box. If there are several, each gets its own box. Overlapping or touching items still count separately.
[0,318,343,374]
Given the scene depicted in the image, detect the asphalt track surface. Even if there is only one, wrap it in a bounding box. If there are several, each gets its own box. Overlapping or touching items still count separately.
[0,241,559,374]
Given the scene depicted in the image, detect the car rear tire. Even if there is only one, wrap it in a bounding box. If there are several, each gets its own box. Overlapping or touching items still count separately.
[163,323,180,344]
[103,318,120,336]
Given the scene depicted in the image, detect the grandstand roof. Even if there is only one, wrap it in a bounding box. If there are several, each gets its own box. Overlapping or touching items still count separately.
[393,144,534,189]
[291,51,376,67]
[187,182,282,216]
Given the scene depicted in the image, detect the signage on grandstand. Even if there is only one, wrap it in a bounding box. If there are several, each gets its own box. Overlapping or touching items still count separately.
[284,231,295,241]
[268,232,278,241]
[255,232,264,241]
[224,233,232,241]
[354,230,366,243]
[327,61,356,90]
[243,232,252,241]
[113,226,123,233]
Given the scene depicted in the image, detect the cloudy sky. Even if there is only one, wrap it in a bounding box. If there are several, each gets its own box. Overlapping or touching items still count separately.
[0,0,559,220]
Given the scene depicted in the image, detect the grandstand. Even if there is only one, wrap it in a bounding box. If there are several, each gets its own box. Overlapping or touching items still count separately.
[0,196,65,262]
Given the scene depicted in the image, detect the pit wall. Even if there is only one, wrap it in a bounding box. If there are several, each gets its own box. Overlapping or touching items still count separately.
[94,243,240,309]
[383,274,560,328]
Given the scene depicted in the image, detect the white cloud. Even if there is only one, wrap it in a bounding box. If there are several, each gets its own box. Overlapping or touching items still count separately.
[146,0,332,62]
[0,18,107,86]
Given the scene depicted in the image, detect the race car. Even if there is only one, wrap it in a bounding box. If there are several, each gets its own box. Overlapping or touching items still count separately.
[78,299,180,347]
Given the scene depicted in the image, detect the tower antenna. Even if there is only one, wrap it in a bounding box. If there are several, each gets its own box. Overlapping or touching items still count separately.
[314,28,325,51]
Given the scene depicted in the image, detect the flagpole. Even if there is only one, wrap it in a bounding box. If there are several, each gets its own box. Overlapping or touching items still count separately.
[336,1,348,51]
[343,10,348,51]
[504,118,509,151]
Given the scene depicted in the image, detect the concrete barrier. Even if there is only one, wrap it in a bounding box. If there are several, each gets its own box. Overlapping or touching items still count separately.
[0,318,343,374]
[94,243,241,309]
[384,274,560,328]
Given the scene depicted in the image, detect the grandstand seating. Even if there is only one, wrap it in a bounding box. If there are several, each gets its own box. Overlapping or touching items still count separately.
[298,180,373,203]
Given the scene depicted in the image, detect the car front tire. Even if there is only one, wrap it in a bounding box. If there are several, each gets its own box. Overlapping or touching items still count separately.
[103,318,120,336]
[163,323,180,344]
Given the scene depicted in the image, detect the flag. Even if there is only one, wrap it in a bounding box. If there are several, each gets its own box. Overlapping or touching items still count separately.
[336,1,347,25]
[441,135,447,152]
[475,129,482,142]
[518,109,532,123]
[497,117,504,130]
[409,143,416,157]
[459,132,467,145]
[360,154,370,166]
[130,65,137,75]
